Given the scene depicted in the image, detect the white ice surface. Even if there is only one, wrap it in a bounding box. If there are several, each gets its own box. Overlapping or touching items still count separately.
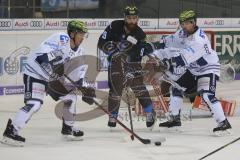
[0,81,240,160]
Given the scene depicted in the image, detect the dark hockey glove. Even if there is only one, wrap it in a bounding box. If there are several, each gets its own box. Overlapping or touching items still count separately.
[80,86,96,105]
[141,41,165,56]
[47,80,69,101]
[52,62,64,78]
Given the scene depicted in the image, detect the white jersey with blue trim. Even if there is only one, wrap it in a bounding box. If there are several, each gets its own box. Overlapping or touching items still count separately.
[23,32,87,82]
[154,27,220,77]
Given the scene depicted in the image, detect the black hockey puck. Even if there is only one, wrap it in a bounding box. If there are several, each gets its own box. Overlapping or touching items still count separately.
[155,141,161,146]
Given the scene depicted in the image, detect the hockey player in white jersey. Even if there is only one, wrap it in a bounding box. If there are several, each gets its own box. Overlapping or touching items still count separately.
[2,20,95,146]
[149,10,232,135]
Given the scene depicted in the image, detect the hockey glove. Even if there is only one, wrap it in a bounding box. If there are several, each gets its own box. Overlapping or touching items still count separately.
[80,86,96,105]
[141,41,165,56]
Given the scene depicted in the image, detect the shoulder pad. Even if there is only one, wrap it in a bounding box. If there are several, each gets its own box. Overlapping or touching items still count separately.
[110,20,124,30]
[135,26,146,41]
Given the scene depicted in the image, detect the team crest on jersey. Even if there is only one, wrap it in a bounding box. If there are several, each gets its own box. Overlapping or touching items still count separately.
[60,35,69,45]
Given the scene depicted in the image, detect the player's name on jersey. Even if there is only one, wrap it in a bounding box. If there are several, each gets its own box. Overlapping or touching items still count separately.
[0,18,240,30]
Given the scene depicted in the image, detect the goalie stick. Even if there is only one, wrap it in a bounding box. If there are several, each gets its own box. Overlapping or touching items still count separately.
[63,74,166,145]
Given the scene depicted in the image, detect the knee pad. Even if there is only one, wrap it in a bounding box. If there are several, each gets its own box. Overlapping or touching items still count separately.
[21,100,41,114]
[171,87,183,98]
[201,92,218,105]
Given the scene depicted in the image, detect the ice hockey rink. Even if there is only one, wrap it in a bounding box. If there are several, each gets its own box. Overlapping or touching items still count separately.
[0,81,239,160]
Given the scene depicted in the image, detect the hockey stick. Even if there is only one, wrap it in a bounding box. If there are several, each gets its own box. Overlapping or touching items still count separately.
[159,73,186,91]
[64,74,166,145]
[125,88,134,140]
[198,136,240,160]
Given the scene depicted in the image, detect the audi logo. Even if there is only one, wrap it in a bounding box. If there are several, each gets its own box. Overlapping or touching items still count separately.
[215,20,224,25]
[139,21,150,27]
[30,21,42,27]
[0,21,11,27]
[60,21,68,27]
[98,21,109,27]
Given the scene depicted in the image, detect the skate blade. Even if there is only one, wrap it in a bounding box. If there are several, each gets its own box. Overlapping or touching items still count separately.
[1,137,24,147]
[62,135,83,141]
[160,126,183,133]
[109,127,114,132]
[214,129,233,137]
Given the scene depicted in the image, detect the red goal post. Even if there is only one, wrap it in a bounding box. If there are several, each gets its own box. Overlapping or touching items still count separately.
[145,30,215,49]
